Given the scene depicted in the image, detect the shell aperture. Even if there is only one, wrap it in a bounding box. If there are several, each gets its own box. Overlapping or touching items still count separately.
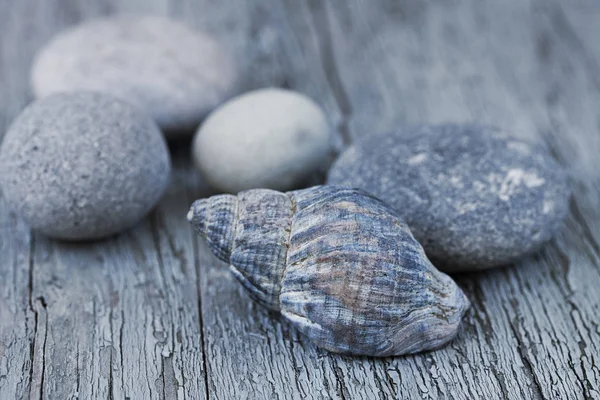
[188,185,470,356]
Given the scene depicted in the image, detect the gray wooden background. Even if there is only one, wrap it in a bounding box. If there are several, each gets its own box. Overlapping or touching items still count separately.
[1,0,599,399]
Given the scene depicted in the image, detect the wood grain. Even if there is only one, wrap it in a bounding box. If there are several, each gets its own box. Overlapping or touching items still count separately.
[316,1,600,398]
[0,0,598,399]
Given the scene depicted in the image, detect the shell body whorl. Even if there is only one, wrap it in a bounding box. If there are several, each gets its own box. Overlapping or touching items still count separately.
[188,185,470,356]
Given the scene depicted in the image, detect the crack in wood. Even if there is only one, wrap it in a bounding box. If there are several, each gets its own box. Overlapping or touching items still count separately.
[187,172,212,400]
[109,308,115,400]
[118,310,126,397]
[75,342,80,398]
[328,358,348,400]
[26,233,35,396]
[28,296,47,400]
[544,245,600,398]
[503,299,544,400]
[469,280,513,400]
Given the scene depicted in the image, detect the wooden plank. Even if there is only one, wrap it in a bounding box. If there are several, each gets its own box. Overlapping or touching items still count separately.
[0,0,345,398]
[437,3,600,398]
[277,2,532,398]
[178,1,349,398]
[28,148,208,399]
[0,1,209,399]
[0,177,34,398]
[0,1,46,398]
[1,0,600,399]
[313,0,600,399]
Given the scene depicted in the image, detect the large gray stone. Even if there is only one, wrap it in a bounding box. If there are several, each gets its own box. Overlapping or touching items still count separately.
[30,16,238,138]
[0,92,171,240]
[327,125,571,271]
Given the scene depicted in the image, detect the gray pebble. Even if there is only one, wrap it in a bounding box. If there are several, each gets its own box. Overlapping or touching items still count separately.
[0,92,171,240]
[327,125,570,271]
[30,16,238,138]
[192,88,333,193]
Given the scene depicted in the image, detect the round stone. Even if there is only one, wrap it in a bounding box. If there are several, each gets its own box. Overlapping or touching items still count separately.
[192,88,333,193]
[0,92,171,240]
[327,125,570,271]
[30,16,238,138]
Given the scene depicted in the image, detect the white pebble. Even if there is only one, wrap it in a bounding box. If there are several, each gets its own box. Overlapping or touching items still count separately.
[192,88,332,193]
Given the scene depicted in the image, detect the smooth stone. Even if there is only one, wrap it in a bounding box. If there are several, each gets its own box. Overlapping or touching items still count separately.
[30,16,238,138]
[0,92,171,240]
[327,124,571,271]
[192,88,333,193]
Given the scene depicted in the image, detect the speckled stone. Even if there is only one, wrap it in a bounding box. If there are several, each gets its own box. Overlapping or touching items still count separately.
[327,125,571,271]
[192,88,333,193]
[30,16,238,138]
[0,92,171,240]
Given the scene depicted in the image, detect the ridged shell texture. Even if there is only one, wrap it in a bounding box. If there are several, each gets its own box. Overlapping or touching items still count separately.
[188,185,470,356]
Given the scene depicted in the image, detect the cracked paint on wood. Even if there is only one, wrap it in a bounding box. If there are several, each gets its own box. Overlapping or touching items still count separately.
[0,0,599,398]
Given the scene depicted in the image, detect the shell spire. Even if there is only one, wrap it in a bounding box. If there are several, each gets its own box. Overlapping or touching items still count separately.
[188,194,238,262]
[188,185,470,357]
[188,189,293,311]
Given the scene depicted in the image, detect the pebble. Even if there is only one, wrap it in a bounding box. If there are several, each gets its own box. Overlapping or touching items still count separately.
[192,88,333,193]
[327,124,570,271]
[0,92,171,240]
[30,16,238,138]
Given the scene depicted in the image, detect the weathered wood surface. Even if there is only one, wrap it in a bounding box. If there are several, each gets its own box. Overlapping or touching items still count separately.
[1,0,599,399]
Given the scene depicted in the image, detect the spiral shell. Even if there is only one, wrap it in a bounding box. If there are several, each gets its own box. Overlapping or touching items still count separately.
[188,185,470,356]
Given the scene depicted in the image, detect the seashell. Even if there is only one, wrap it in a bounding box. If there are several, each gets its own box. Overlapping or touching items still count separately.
[187,185,470,357]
